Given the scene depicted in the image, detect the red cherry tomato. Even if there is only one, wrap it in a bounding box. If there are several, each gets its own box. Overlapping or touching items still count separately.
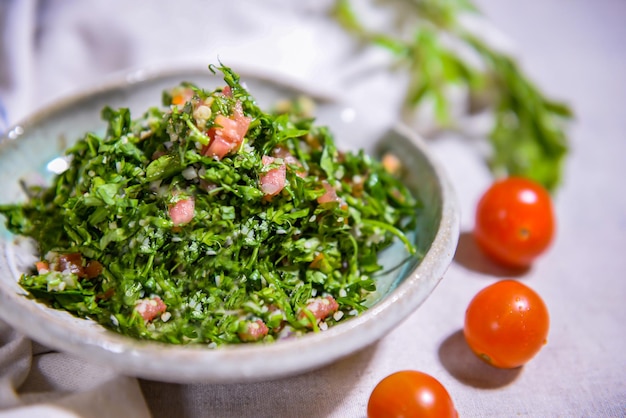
[464,280,550,368]
[367,370,458,418]
[474,177,555,267]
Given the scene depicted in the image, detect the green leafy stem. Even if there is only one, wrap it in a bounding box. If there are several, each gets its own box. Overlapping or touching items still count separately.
[333,0,573,192]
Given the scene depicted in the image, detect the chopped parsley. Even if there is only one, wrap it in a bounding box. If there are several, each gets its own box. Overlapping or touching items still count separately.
[0,65,419,346]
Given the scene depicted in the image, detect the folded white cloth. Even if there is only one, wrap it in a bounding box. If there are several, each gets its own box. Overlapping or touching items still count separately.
[0,0,407,128]
[0,319,151,417]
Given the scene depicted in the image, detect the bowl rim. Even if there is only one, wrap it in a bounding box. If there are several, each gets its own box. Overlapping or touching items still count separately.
[0,65,460,383]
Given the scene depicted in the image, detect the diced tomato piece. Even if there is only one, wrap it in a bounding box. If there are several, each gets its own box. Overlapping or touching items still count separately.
[35,261,49,274]
[84,260,103,279]
[271,147,290,159]
[273,147,306,177]
[260,156,287,197]
[349,175,366,197]
[203,132,233,160]
[169,197,195,226]
[57,253,84,276]
[238,319,269,342]
[199,179,218,193]
[171,87,195,106]
[309,253,325,269]
[201,102,251,160]
[382,152,402,175]
[317,181,340,204]
[96,288,115,301]
[49,253,103,279]
[135,296,167,322]
[299,296,339,324]
[261,155,275,165]
[213,115,243,144]
[230,102,251,144]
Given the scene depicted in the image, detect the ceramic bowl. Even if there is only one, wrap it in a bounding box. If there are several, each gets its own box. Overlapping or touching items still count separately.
[0,65,459,383]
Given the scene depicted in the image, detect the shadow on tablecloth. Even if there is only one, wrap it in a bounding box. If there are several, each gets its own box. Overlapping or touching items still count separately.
[140,342,377,418]
[453,232,530,277]
[438,329,522,389]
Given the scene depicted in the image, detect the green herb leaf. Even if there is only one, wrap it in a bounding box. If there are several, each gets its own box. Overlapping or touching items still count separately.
[332,0,572,192]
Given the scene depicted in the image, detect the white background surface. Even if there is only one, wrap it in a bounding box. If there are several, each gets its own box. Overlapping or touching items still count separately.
[1,0,625,416]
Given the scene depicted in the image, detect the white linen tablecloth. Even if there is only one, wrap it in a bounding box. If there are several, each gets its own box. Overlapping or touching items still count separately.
[1,0,625,416]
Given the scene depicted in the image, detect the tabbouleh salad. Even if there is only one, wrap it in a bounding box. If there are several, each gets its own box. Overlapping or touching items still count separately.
[0,65,419,346]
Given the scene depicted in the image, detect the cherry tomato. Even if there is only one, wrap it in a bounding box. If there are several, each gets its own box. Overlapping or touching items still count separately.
[474,177,555,267]
[464,280,550,368]
[367,370,458,418]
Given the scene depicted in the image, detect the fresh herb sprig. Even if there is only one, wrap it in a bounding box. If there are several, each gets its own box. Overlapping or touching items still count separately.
[333,0,572,192]
[0,65,418,346]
